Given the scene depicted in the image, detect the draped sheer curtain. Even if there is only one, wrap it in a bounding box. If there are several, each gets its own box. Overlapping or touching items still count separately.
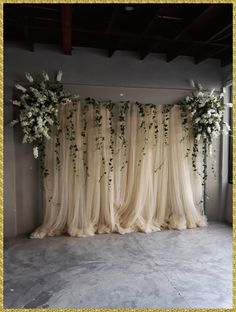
[31,100,207,238]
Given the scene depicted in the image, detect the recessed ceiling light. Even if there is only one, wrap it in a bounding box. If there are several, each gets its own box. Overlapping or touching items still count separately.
[125,6,135,11]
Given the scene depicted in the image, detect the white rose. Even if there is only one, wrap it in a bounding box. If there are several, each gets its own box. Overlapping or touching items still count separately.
[12,100,21,106]
[210,89,215,96]
[196,134,201,141]
[209,144,212,156]
[43,131,50,140]
[37,117,43,127]
[215,122,220,130]
[10,120,19,127]
[212,131,218,138]
[225,123,231,131]
[56,70,63,82]
[191,109,196,116]
[197,83,203,91]
[42,71,49,81]
[15,84,26,93]
[22,135,28,143]
[25,72,34,83]
[207,127,211,133]
[33,146,38,159]
[190,79,195,88]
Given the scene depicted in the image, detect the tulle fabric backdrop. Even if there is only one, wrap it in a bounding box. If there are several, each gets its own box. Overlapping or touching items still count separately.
[31,100,207,238]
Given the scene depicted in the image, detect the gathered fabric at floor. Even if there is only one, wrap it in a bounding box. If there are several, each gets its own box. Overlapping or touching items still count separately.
[31,101,206,238]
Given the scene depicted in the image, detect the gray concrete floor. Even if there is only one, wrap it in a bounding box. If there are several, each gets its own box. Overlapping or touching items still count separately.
[4,222,232,309]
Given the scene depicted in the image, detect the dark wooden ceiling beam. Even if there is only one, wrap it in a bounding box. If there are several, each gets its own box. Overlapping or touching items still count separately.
[165,6,214,62]
[106,6,119,57]
[207,23,232,43]
[61,4,73,55]
[20,4,59,12]
[108,45,116,58]
[139,41,158,60]
[140,48,152,60]
[168,6,232,63]
[167,23,232,63]
[141,5,162,36]
[108,37,120,57]
[174,5,213,41]
[139,6,162,60]
[194,46,229,64]
[5,20,231,50]
[106,5,119,33]
[72,28,230,48]
[166,50,182,62]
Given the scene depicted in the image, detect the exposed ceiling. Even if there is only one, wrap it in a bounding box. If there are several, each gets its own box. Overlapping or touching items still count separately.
[4,4,232,66]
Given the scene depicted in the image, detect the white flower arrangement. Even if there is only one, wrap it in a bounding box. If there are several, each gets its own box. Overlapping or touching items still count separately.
[179,81,230,184]
[180,81,230,146]
[11,70,72,160]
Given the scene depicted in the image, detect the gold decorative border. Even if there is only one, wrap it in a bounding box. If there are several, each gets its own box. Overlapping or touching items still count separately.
[1,0,236,3]
[232,0,235,309]
[1,1,234,312]
[0,3,3,312]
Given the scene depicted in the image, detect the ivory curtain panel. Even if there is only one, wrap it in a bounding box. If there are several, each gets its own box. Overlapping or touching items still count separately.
[31,100,207,238]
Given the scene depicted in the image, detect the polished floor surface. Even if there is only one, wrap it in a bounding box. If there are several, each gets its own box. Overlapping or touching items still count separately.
[4,222,232,308]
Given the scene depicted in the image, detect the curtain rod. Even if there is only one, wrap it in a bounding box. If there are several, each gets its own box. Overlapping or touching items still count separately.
[15,80,220,93]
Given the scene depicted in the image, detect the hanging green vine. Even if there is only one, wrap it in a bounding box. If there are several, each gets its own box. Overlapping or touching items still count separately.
[136,102,154,166]
[119,101,130,171]
[86,98,107,181]
[202,139,208,186]
[81,101,89,176]
[105,100,115,189]
[152,105,159,145]
[180,106,189,143]
[210,147,217,180]
[54,120,62,170]
[65,101,78,173]
[38,142,49,177]
[162,104,172,145]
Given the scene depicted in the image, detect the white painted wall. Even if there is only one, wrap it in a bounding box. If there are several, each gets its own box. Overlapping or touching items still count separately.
[4,42,228,237]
